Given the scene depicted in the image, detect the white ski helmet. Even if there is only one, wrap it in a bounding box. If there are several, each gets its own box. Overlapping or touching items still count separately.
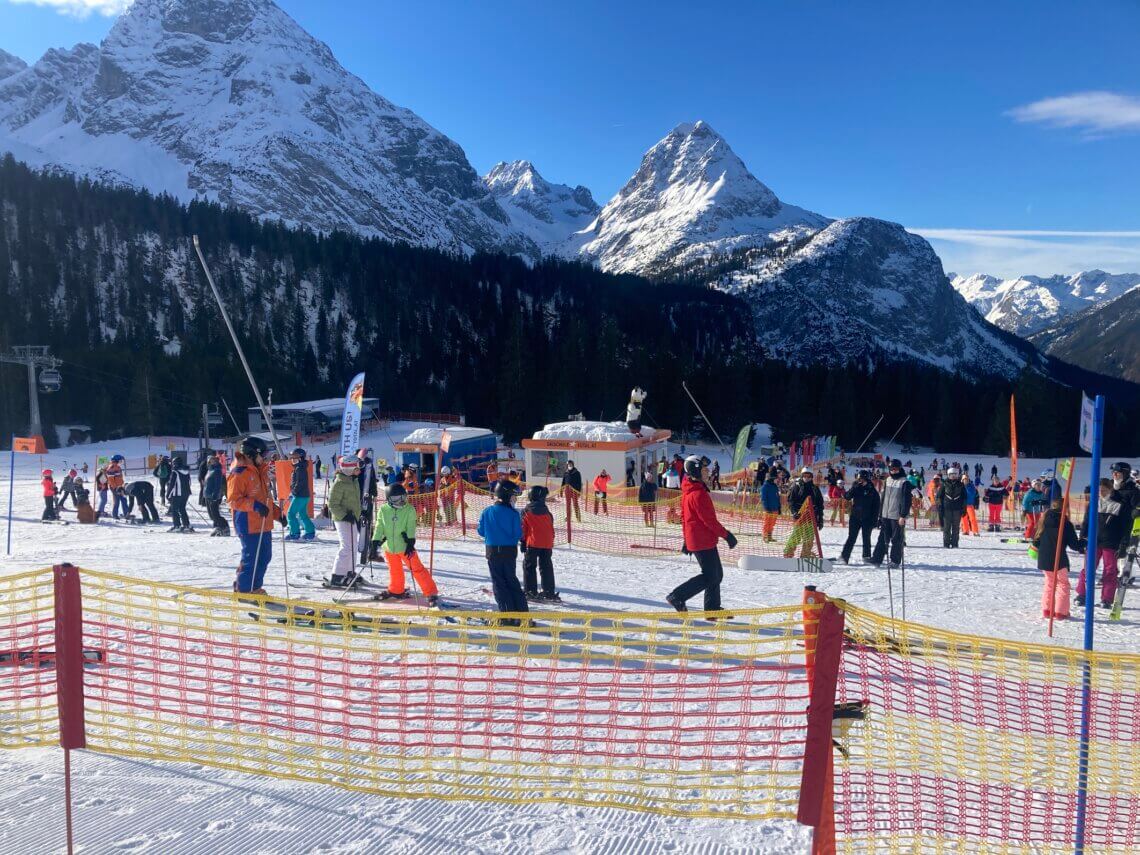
[440,465,452,476]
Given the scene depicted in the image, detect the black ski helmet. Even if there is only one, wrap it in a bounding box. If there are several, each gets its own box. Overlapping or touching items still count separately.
[385,483,408,508]
[291,447,307,460]
[890,458,903,470]
[683,455,704,479]
[1111,461,1132,477]
[493,480,519,505]
[239,436,269,458]
[527,485,549,504]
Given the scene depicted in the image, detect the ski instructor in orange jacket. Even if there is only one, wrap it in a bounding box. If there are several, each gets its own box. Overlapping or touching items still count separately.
[228,436,282,594]
[667,455,737,613]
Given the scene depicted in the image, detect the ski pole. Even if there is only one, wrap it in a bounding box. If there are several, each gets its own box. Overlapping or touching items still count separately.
[900,558,906,622]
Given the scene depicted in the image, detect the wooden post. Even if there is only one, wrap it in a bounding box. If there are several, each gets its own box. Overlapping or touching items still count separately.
[53,563,87,855]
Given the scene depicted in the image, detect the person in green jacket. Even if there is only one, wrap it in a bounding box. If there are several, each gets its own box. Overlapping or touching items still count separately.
[372,483,440,605]
[327,457,363,588]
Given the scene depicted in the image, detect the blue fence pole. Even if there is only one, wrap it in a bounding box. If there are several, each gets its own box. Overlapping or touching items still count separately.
[1074,393,1104,855]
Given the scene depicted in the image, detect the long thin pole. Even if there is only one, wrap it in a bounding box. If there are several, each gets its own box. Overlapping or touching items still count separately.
[193,235,291,597]
[885,415,911,449]
[1074,394,1105,855]
[219,397,242,435]
[64,747,75,855]
[6,437,14,555]
[681,381,728,454]
[853,414,885,457]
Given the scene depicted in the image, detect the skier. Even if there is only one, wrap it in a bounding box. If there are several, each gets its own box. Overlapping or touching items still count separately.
[439,465,458,525]
[1111,462,1138,524]
[227,436,281,594]
[638,470,658,526]
[202,454,230,536]
[327,457,363,589]
[592,469,611,516]
[937,468,967,548]
[828,478,846,526]
[667,455,736,614]
[1022,479,1047,539]
[625,387,646,436]
[56,468,79,511]
[106,454,128,519]
[74,478,96,524]
[760,470,781,542]
[283,448,315,542]
[983,476,1006,533]
[521,485,559,602]
[94,466,109,518]
[314,454,323,481]
[870,459,915,569]
[784,468,823,559]
[1035,497,1080,618]
[368,483,439,602]
[125,479,161,524]
[710,460,721,490]
[40,469,58,521]
[962,475,980,535]
[477,480,529,624]
[164,458,192,532]
[1075,478,1129,609]
[840,470,880,565]
[152,455,171,507]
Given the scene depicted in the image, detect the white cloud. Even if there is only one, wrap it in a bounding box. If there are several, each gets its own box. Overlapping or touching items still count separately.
[6,0,130,19]
[910,228,1140,279]
[1007,91,1140,137]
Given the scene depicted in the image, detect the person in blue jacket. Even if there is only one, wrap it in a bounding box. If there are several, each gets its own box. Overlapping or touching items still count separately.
[477,480,529,624]
[759,471,782,542]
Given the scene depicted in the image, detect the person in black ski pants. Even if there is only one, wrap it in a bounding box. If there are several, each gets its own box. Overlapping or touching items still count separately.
[841,470,880,564]
[125,480,161,524]
[202,455,229,536]
[167,460,193,531]
[871,459,915,568]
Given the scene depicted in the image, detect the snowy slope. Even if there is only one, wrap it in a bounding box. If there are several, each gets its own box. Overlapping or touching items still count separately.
[0,0,536,257]
[951,270,1140,336]
[483,160,599,255]
[574,121,830,276]
[718,217,1032,377]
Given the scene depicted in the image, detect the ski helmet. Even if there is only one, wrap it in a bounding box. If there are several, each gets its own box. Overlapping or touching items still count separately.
[683,455,704,479]
[527,485,549,503]
[440,465,452,476]
[889,459,903,470]
[858,470,872,481]
[1111,461,1132,477]
[238,436,269,458]
[68,468,77,477]
[42,468,53,476]
[493,480,519,505]
[338,457,360,474]
[385,483,408,508]
[801,467,814,478]
[73,477,83,485]
[947,467,960,478]
[111,454,124,462]
[291,447,307,460]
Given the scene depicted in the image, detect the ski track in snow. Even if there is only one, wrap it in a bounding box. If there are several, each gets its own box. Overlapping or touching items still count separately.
[2,428,1138,854]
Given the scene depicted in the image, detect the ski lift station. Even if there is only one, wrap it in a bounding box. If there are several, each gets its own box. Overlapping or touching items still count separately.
[395,426,497,475]
[522,421,672,490]
[247,397,379,434]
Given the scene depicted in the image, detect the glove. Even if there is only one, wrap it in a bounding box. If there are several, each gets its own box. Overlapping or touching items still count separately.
[404,537,416,556]
[681,544,690,555]
[252,501,269,517]
[368,541,383,562]
[724,531,738,550]
[519,540,528,554]
[1077,538,1088,552]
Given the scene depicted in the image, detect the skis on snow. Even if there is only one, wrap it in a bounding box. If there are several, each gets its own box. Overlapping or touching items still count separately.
[1109,518,1140,620]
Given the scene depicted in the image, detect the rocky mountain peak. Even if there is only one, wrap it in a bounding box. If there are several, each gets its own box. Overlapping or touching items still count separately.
[484,159,599,252]
[0,49,27,82]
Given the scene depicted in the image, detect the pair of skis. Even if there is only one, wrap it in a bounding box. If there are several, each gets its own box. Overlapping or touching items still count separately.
[1109,517,1140,620]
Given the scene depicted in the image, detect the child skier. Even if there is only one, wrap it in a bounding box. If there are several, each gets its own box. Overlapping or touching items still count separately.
[371,483,440,604]
[477,481,529,623]
[1034,497,1080,619]
[41,469,58,521]
[521,485,559,602]
[638,470,658,527]
[593,469,611,515]
[1076,478,1129,609]
[760,470,781,541]
[285,448,316,541]
[167,458,193,532]
[327,457,363,589]
[74,477,96,524]
[984,476,1007,532]
[667,455,737,613]
[202,455,230,536]
[1022,479,1047,539]
[106,454,128,519]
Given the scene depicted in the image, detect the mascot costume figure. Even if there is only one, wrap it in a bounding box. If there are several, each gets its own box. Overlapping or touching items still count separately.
[626,387,647,436]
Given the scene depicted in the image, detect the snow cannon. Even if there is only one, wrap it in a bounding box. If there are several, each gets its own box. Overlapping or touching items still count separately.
[625,387,647,436]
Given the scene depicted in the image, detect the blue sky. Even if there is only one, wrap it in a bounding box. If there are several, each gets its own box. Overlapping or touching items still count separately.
[2,0,1139,276]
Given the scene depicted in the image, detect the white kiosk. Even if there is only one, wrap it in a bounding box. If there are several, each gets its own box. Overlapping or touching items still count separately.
[522,421,671,492]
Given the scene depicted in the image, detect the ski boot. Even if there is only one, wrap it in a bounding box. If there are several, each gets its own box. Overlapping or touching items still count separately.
[283,533,301,542]
[542,591,562,603]
[301,533,316,542]
[373,588,412,601]
[426,595,440,608]
[666,593,687,612]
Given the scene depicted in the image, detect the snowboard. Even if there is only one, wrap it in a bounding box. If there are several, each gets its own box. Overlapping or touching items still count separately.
[1109,517,1140,620]
[737,555,834,573]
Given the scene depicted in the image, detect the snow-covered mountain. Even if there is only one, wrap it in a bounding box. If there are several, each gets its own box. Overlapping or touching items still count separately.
[573,121,829,275]
[0,49,26,81]
[0,0,535,257]
[1030,283,1140,383]
[951,270,1140,336]
[717,218,1032,378]
[483,160,599,254]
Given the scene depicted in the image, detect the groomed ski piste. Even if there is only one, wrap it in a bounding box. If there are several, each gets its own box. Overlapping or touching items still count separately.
[2,423,1138,854]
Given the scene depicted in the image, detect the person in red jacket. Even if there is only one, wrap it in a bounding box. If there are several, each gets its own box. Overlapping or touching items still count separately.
[41,469,59,521]
[592,470,611,515]
[667,456,737,614]
[521,485,560,602]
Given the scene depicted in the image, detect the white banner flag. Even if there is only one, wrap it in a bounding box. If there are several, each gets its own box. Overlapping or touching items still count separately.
[1078,393,1094,453]
[339,373,366,461]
